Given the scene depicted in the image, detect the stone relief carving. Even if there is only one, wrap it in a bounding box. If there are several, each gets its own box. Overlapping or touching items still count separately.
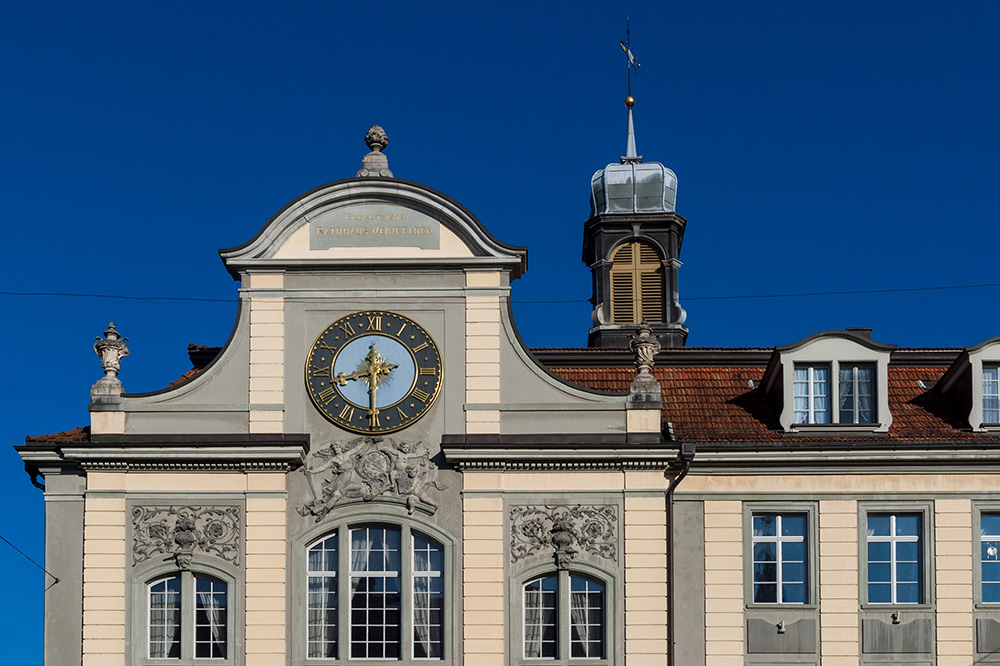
[132,506,241,569]
[510,504,618,568]
[298,436,447,520]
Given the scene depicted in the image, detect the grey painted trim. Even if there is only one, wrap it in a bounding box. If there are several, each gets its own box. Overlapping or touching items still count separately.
[672,500,706,666]
[219,177,528,279]
[123,404,252,413]
[124,297,249,401]
[507,560,620,666]
[857,501,936,609]
[500,298,631,401]
[287,502,458,665]
[129,555,243,666]
[775,330,897,354]
[742,502,820,610]
[464,402,624,412]
[677,491,1000,502]
[245,286,502,299]
[972,502,1000,610]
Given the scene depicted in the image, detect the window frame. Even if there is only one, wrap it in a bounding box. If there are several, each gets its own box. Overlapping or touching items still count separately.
[291,507,456,665]
[511,562,617,666]
[973,503,1000,608]
[132,559,238,666]
[837,363,877,424]
[742,503,819,610]
[793,364,831,425]
[983,365,1000,425]
[858,502,935,610]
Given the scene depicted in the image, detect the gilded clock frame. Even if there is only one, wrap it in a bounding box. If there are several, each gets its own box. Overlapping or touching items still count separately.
[304,310,443,434]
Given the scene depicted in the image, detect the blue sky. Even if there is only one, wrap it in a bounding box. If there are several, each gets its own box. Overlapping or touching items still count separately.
[3,1,1000,660]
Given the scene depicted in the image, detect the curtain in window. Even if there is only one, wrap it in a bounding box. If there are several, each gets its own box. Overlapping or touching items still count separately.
[523,576,556,658]
[149,577,181,659]
[307,534,338,658]
[412,535,444,658]
[195,577,227,658]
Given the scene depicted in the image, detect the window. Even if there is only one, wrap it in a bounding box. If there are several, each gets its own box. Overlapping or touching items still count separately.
[794,363,876,425]
[147,573,228,660]
[839,364,875,423]
[751,514,807,604]
[866,513,922,604]
[522,571,606,662]
[793,366,829,424]
[304,524,445,661]
[981,512,1000,603]
[609,240,664,325]
[984,366,999,424]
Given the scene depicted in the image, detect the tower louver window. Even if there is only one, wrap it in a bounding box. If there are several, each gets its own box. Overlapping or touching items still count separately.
[609,240,665,324]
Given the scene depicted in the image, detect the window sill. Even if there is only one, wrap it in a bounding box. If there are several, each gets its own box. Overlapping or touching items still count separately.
[786,423,885,436]
[745,602,819,612]
[859,603,934,612]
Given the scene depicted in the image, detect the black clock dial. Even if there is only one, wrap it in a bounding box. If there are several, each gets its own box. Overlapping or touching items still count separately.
[305,311,442,434]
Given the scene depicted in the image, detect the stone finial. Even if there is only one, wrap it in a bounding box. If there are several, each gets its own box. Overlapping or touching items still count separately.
[357,125,394,178]
[627,320,662,408]
[629,320,661,375]
[94,322,129,379]
[365,125,389,152]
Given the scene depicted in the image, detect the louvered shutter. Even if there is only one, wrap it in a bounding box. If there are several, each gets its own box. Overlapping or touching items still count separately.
[609,241,664,324]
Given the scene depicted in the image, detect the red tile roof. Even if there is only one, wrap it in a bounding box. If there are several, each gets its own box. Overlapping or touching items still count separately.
[548,366,986,442]
[24,425,91,443]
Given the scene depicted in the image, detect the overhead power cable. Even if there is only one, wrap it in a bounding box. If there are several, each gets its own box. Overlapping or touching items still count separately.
[2,281,1000,305]
[0,534,59,583]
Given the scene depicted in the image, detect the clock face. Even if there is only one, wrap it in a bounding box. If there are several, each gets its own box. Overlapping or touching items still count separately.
[305,311,443,434]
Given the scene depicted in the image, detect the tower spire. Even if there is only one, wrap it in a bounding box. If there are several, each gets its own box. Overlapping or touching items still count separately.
[620,19,642,164]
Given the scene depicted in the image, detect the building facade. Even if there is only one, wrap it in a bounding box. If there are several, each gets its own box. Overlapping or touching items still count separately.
[18,117,1000,666]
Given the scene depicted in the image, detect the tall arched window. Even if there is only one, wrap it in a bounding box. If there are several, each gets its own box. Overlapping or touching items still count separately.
[609,240,664,324]
[522,572,607,662]
[304,524,446,661]
[146,572,229,661]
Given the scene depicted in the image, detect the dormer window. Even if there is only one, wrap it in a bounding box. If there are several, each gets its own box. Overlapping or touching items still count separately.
[984,366,1000,424]
[792,363,876,425]
[766,329,895,433]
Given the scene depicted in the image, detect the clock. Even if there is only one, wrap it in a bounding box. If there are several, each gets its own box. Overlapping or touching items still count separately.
[305,311,443,434]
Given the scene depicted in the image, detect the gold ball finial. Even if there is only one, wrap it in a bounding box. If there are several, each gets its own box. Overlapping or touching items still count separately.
[625,96,635,108]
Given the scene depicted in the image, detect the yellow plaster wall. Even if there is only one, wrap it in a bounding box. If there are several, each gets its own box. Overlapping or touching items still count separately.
[463,495,504,666]
[624,495,669,665]
[703,500,743,666]
[935,498,974,666]
[465,273,502,433]
[819,499,859,666]
[249,291,284,433]
[680,473,1000,494]
[245,492,288,666]
[82,487,127,666]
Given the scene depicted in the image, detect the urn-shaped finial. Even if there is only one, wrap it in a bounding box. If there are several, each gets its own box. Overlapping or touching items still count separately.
[94,322,129,379]
[628,320,661,375]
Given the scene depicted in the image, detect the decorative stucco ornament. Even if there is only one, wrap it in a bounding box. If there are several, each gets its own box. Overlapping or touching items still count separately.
[298,436,446,520]
[356,124,394,178]
[94,322,129,379]
[509,504,618,565]
[628,319,663,401]
[132,506,241,567]
[629,319,661,374]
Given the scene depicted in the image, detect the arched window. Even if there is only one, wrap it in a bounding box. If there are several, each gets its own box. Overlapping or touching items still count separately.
[609,240,664,324]
[305,524,446,661]
[146,572,229,661]
[522,572,607,662]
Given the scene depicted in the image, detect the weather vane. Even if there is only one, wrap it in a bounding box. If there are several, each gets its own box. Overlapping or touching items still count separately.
[620,17,641,102]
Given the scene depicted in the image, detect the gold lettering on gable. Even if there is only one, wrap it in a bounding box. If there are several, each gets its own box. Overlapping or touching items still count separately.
[310,205,441,250]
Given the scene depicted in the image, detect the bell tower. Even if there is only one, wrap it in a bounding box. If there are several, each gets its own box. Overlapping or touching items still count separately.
[583,96,688,348]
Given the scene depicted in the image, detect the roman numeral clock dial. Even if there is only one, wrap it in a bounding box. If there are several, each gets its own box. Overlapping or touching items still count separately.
[305,311,443,434]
